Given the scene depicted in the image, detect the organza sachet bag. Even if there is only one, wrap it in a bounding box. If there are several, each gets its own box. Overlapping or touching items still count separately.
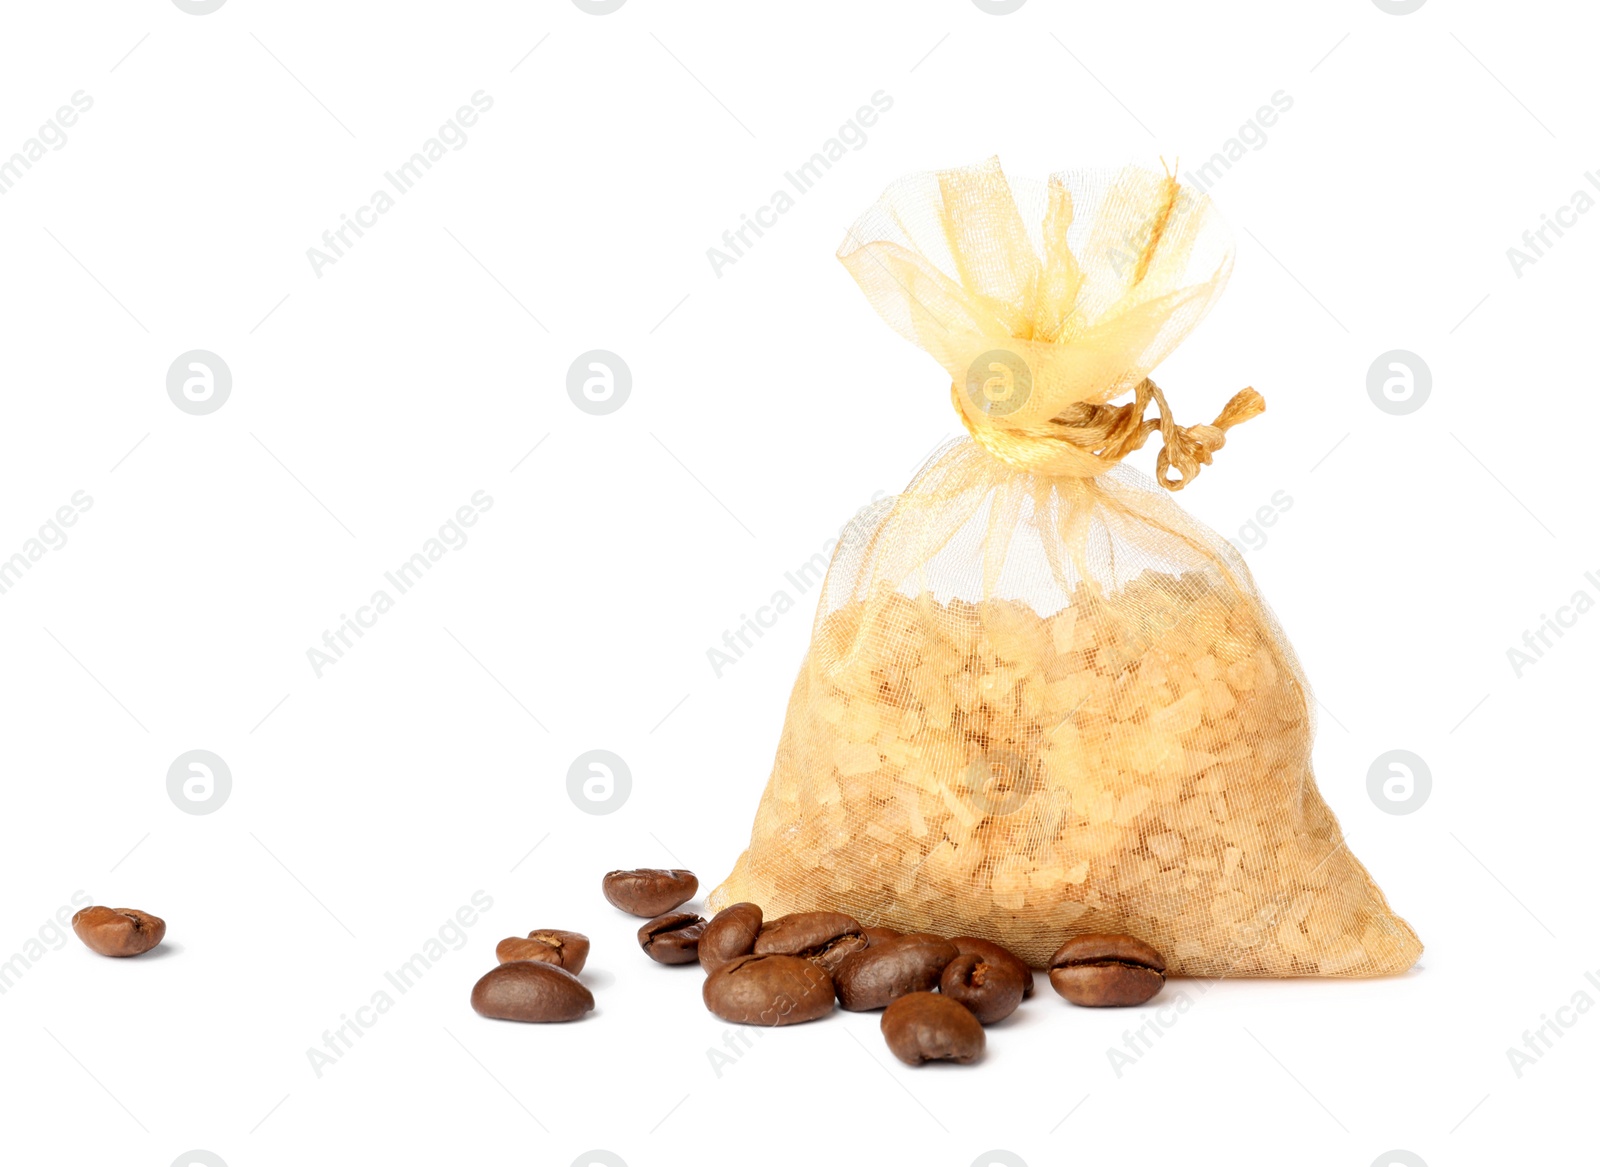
[711,158,1421,976]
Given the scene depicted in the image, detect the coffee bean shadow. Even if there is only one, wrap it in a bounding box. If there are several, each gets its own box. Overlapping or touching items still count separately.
[134,942,184,961]
[984,1007,1029,1030]
[583,967,617,991]
[1284,962,1427,984]
[901,1054,999,1069]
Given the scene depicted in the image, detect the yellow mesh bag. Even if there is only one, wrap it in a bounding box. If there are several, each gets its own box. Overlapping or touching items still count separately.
[710,158,1421,976]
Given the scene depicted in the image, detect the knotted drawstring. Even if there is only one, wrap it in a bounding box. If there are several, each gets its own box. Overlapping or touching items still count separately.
[951,378,1264,490]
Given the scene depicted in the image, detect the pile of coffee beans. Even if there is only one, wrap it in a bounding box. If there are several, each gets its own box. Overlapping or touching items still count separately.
[72,906,165,957]
[466,863,1170,1067]
[472,927,596,1022]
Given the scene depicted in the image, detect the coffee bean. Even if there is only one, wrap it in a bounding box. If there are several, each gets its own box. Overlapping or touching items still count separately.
[880,991,984,1065]
[497,937,557,965]
[601,868,698,917]
[471,961,594,1022]
[753,910,867,973]
[1048,933,1166,1007]
[495,929,589,973]
[950,936,1035,999]
[702,953,835,1026]
[940,952,1024,1024]
[638,912,707,964]
[71,906,165,957]
[524,928,589,974]
[833,935,958,1011]
[861,925,902,947]
[699,902,763,973]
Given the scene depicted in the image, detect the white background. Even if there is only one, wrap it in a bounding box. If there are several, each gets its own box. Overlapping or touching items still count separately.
[0,2,1594,1165]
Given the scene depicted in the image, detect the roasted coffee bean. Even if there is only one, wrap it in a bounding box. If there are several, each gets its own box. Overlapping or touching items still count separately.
[71,907,165,957]
[940,953,1024,1024]
[951,936,1035,999]
[702,953,835,1026]
[601,868,698,917]
[524,928,589,974]
[495,929,589,973]
[471,961,594,1022]
[881,991,985,1065]
[699,902,763,973]
[497,937,557,965]
[861,925,902,947]
[833,935,958,1011]
[753,911,868,973]
[1048,933,1166,1007]
[638,912,707,965]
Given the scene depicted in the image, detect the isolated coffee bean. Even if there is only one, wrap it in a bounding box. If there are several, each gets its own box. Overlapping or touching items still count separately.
[638,912,706,965]
[1048,933,1166,1007]
[471,961,594,1022]
[602,868,698,917]
[881,991,984,1065]
[940,953,1024,1024]
[951,936,1035,999]
[71,907,165,957]
[861,926,902,947]
[754,910,868,973]
[496,929,589,974]
[702,953,835,1026]
[699,902,763,973]
[833,935,958,1011]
